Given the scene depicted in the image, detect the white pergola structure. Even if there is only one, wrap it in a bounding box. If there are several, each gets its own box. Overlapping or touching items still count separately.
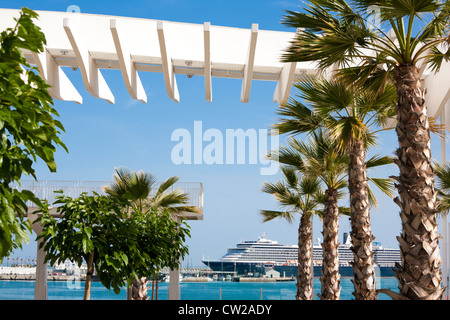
[13,180,203,300]
[0,8,449,299]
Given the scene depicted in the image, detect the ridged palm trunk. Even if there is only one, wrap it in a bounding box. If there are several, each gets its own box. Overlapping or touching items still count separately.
[129,277,149,300]
[348,139,377,300]
[392,65,444,300]
[319,188,341,300]
[296,214,314,300]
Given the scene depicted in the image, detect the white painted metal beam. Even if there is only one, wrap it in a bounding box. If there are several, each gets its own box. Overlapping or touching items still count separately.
[273,62,297,104]
[204,22,212,103]
[157,20,180,103]
[110,19,147,103]
[240,24,258,103]
[32,49,82,104]
[63,17,115,104]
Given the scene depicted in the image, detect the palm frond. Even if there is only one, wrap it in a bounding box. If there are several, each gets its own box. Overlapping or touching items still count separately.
[156,176,180,197]
[368,177,396,199]
[366,154,395,169]
[274,97,322,135]
[425,41,450,72]
[280,166,300,190]
[437,192,450,216]
[153,189,190,208]
[259,210,296,223]
[428,116,449,139]
[418,0,450,39]
[434,161,450,192]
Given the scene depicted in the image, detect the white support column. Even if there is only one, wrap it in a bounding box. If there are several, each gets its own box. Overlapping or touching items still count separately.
[27,213,48,300]
[273,62,296,104]
[32,48,83,104]
[63,18,115,104]
[203,22,212,103]
[240,23,258,103]
[157,20,180,103]
[168,215,181,300]
[168,267,181,300]
[110,19,147,103]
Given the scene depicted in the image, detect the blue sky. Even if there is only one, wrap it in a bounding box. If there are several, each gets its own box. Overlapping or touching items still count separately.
[1,0,447,267]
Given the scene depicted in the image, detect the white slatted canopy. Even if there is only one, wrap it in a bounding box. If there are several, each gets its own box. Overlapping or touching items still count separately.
[0,9,319,106]
[0,9,448,114]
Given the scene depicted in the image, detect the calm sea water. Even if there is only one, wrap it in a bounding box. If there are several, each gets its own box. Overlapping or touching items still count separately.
[0,278,403,300]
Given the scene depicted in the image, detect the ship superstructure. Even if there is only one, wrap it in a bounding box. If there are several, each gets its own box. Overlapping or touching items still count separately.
[202,233,400,277]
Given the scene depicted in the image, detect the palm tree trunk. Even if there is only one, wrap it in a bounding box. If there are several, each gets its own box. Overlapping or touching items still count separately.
[83,251,95,300]
[130,276,149,300]
[318,188,341,300]
[391,65,444,300]
[348,139,377,300]
[296,214,314,300]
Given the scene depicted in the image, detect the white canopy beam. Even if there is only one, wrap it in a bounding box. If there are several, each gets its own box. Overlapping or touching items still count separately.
[63,18,115,104]
[203,22,212,103]
[157,20,180,103]
[32,49,82,104]
[110,19,147,103]
[240,23,258,103]
[273,62,297,105]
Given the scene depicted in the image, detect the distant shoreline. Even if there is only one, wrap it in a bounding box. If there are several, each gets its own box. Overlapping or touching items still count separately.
[0,274,87,281]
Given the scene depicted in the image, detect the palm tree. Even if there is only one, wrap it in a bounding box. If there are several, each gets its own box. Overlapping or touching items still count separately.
[260,165,323,300]
[274,77,396,299]
[280,0,449,300]
[104,167,199,300]
[270,131,349,300]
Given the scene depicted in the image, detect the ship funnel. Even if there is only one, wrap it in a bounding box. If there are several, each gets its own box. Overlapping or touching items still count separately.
[343,233,351,245]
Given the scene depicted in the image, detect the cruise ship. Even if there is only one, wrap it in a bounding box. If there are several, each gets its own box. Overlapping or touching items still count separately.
[202,233,401,277]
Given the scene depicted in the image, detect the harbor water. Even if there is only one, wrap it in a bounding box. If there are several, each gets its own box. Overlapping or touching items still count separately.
[0,277,403,300]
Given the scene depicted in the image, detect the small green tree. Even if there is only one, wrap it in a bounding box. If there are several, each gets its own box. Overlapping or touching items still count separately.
[0,8,67,258]
[36,191,191,300]
[104,167,196,300]
[36,192,128,299]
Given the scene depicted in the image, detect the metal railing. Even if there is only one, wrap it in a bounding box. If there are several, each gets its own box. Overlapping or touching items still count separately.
[11,180,203,210]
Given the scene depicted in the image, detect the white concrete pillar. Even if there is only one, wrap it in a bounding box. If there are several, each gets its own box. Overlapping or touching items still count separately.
[168,267,180,300]
[28,213,48,300]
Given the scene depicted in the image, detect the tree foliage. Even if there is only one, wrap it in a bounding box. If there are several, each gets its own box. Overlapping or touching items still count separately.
[0,8,66,258]
[36,191,190,297]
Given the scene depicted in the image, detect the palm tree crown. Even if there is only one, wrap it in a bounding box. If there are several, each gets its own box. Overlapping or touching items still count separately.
[104,167,199,217]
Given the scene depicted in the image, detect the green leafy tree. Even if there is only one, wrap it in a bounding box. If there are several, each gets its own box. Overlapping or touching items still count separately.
[0,8,66,259]
[104,167,196,300]
[274,77,395,299]
[280,0,450,300]
[36,192,128,299]
[36,191,190,300]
